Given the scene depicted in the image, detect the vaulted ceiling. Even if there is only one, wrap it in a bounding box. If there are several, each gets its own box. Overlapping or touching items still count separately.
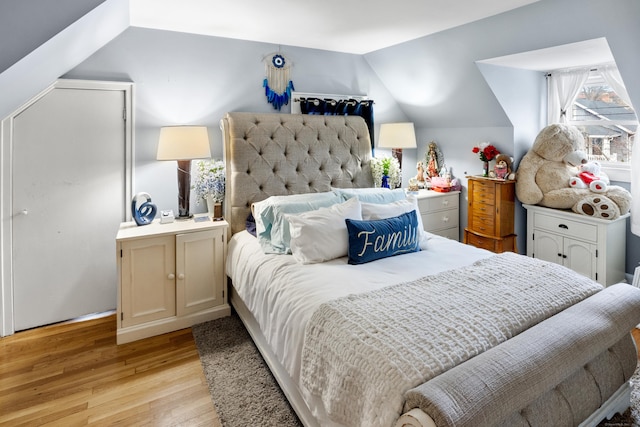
[129,0,541,54]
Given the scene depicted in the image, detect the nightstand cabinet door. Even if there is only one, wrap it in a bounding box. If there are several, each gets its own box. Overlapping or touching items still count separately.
[120,235,176,328]
[176,228,225,316]
[564,239,597,280]
[530,229,563,265]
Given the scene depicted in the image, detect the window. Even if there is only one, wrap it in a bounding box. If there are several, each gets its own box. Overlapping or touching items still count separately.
[548,66,638,181]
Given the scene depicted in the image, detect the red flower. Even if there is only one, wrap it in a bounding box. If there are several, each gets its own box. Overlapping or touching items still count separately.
[473,143,500,161]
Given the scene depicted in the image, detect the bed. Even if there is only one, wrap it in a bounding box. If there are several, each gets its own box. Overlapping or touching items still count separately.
[220,111,640,427]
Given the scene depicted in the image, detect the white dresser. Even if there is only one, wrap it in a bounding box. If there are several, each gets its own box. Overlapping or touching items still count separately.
[523,204,628,286]
[412,189,460,240]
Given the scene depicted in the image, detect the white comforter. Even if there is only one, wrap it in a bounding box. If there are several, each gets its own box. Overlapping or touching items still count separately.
[300,252,602,427]
[226,230,493,426]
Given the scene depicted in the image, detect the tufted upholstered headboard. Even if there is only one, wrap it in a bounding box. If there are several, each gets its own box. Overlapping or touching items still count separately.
[221,112,374,235]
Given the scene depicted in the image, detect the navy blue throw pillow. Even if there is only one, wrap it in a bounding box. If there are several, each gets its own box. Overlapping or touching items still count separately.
[345,210,420,265]
[246,212,257,237]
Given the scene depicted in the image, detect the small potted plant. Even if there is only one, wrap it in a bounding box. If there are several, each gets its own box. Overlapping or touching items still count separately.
[193,159,225,218]
[371,156,401,188]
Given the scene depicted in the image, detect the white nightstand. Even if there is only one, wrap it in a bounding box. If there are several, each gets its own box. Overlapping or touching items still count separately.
[523,204,628,286]
[115,216,230,344]
[411,189,460,240]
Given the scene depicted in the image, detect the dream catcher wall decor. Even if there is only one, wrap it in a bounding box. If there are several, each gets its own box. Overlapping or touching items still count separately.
[263,52,294,110]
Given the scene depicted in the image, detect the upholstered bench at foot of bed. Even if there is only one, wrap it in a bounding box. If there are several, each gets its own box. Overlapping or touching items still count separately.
[401,283,640,427]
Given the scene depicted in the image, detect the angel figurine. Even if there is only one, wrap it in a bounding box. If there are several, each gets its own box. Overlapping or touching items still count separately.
[416,161,426,182]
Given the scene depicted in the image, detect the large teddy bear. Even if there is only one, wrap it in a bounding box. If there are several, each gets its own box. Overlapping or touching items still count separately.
[515,124,631,220]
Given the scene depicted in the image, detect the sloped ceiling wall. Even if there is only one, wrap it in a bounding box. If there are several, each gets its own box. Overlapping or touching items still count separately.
[0,0,128,120]
[0,0,106,74]
[365,0,640,133]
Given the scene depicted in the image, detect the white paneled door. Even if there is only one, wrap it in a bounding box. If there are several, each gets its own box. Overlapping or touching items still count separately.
[12,85,127,331]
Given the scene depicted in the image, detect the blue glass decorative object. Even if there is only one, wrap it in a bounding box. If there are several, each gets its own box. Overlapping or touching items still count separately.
[131,192,157,226]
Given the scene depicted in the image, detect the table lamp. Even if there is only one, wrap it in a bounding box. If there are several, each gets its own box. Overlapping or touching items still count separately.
[378,122,417,171]
[157,126,211,219]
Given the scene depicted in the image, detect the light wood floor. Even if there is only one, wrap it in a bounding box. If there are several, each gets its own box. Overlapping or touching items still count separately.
[1,315,639,427]
[0,313,221,426]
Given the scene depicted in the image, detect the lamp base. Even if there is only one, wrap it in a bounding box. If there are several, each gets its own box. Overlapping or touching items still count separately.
[177,160,192,218]
[391,148,403,171]
[392,148,403,187]
[176,214,193,220]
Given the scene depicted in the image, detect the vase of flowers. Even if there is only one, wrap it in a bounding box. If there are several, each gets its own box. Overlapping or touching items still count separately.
[371,156,401,188]
[193,159,225,218]
[472,142,500,177]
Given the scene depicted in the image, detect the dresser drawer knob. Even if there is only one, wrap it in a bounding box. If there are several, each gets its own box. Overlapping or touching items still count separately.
[442,216,449,223]
[558,224,569,229]
[442,200,449,206]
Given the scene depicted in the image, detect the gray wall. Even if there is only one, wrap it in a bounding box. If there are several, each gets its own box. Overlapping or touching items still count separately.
[63,27,407,215]
[2,0,639,275]
[364,0,640,271]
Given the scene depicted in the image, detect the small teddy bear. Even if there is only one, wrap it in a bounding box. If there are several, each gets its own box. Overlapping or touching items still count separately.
[568,160,609,193]
[493,154,515,180]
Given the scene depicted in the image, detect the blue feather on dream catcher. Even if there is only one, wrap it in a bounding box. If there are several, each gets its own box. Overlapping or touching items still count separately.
[263,53,294,110]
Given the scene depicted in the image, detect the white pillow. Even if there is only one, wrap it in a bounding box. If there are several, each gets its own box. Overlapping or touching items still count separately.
[252,191,343,254]
[361,198,431,249]
[286,197,362,264]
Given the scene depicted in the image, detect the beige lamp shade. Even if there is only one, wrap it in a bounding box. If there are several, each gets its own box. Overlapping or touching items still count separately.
[157,125,211,219]
[157,126,211,160]
[378,123,417,149]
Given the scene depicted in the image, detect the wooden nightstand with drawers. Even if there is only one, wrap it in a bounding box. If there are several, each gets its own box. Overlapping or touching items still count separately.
[464,176,517,253]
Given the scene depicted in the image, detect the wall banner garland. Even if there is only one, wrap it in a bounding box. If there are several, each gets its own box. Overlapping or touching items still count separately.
[263,53,294,110]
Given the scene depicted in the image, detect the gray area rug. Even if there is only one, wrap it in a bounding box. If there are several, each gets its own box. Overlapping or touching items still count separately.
[193,313,639,426]
[192,312,302,427]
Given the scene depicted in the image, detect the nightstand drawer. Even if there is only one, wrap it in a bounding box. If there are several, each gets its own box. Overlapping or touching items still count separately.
[422,209,459,232]
[432,227,459,240]
[534,212,597,241]
[417,193,459,212]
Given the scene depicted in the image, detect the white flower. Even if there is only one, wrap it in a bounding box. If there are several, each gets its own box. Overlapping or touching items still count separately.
[193,159,225,204]
[370,156,401,188]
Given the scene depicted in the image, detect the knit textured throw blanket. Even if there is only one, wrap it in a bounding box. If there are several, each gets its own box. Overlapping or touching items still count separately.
[300,252,603,427]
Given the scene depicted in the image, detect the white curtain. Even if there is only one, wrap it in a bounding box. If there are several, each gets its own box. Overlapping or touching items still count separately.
[599,65,632,106]
[599,66,640,236]
[547,69,590,124]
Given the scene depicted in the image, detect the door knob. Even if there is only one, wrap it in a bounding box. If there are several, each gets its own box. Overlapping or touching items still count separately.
[178,273,185,280]
[168,273,175,280]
